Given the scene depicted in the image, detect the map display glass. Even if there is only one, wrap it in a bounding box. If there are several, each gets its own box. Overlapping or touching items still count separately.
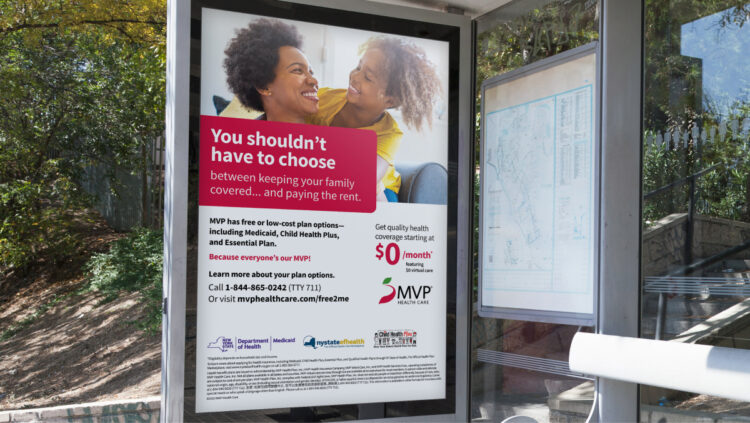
[481,59,596,317]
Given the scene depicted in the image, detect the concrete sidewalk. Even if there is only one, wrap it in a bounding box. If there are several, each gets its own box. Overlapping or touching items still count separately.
[0,396,159,422]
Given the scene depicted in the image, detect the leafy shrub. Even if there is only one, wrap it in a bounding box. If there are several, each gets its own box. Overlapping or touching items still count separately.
[0,162,86,270]
[85,227,163,333]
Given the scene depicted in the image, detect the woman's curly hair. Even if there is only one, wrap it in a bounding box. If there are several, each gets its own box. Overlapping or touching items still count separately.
[360,37,442,131]
[224,19,302,112]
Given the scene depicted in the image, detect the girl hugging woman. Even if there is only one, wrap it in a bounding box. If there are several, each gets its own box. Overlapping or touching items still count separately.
[305,37,442,202]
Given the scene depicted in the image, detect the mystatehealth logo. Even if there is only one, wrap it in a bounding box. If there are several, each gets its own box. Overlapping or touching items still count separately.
[378,277,432,305]
[302,335,365,349]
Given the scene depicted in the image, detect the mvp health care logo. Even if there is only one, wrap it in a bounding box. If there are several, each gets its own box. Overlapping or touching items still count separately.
[379,277,432,305]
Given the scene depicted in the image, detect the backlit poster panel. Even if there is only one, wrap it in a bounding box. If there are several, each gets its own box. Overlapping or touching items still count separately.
[196,7,450,412]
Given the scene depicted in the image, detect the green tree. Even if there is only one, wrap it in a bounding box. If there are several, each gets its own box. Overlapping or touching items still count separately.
[0,1,165,270]
[0,0,164,41]
[476,1,598,91]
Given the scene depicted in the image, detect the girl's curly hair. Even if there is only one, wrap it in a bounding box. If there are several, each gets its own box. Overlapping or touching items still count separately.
[224,19,302,112]
[360,37,442,131]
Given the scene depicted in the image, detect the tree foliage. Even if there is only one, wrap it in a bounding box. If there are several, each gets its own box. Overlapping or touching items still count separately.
[476,0,598,91]
[0,0,166,270]
[0,0,164,42]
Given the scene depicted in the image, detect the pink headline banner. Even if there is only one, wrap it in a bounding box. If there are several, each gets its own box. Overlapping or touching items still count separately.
[199,115,376,213]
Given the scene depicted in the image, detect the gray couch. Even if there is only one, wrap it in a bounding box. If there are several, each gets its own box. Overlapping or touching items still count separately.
[394,162,448,205]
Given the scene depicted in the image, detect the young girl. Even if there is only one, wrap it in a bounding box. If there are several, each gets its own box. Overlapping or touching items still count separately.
[305,37,442,201]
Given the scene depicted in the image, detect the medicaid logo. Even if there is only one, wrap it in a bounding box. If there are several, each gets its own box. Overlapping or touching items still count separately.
[303,335,364,349]
[378,277,432,305]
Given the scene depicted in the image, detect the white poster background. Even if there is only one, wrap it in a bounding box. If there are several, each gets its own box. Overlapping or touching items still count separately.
[196,205,446,412]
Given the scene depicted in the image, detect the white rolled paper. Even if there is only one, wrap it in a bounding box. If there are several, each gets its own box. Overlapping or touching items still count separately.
[569,332,750,402]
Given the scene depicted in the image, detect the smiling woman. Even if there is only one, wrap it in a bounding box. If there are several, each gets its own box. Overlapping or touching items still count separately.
[221,18,319,123]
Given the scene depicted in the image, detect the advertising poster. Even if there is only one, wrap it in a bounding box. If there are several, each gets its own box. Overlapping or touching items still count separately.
[196,7,450,413]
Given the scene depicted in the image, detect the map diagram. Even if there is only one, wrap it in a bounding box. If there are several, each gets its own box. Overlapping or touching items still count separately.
[484,100,555,277]
[482,85,593,294]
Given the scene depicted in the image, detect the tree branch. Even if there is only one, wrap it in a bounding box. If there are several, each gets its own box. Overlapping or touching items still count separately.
[1,19,165,35]
[100,21,139,43]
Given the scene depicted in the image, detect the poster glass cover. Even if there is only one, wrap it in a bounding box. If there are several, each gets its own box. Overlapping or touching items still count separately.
[195,6,451,413]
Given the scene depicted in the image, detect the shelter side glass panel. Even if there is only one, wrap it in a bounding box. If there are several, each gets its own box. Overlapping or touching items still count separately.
[472,1,599,421]
[640,0,750,419]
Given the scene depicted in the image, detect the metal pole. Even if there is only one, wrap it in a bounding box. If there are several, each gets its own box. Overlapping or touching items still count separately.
[686,177,695,266]
[655,292,666,340]
[597,0,642,420]
[161,0,190,421]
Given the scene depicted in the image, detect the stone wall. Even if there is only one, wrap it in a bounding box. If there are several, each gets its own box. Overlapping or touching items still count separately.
[693,215,750,259]
[641,404,750,423]
[642,213,689,276]
[642,213,750,277]
[0,397,159,423]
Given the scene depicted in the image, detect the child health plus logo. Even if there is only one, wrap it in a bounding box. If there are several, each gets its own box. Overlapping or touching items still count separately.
[378,277,432,305]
